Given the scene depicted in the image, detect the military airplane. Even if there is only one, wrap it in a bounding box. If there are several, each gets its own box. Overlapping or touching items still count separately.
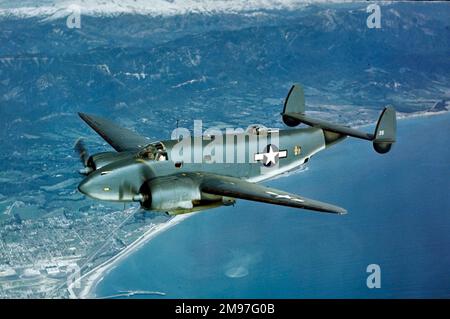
[75,84,396,216]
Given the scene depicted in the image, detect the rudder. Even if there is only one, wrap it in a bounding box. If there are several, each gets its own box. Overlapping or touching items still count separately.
[373,106,396,154]
[282,84,305,127]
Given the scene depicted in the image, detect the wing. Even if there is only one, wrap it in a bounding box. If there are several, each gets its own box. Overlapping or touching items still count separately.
[200,174,347,215]
[78,112,152,152]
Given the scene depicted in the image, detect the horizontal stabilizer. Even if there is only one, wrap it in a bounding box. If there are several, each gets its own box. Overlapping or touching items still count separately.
[284,113,374,140]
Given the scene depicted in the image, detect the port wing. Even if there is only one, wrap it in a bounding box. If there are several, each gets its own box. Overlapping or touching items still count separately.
[78,113,151,152]
[200,174,347,215]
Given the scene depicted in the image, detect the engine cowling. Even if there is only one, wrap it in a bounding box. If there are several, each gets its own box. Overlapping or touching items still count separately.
[86,151,131,172]
[137,176,232,214]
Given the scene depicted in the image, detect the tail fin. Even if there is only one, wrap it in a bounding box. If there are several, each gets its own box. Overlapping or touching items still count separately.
[373,106,396,154]
[282,84,305,127]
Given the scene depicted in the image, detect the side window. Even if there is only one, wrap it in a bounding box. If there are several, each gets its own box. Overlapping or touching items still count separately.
[174,161,183,168]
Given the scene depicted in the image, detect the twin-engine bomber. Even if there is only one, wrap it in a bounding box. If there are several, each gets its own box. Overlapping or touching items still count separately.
[75,84,396,215]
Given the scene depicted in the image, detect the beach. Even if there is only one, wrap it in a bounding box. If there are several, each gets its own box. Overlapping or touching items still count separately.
[75,213,197,298]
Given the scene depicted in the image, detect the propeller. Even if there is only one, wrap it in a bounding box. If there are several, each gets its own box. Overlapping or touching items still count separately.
[118,180,139,201]
[74,138,93,175]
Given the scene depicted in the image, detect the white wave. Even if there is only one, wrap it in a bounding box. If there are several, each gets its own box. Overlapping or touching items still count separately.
[0,0,345,19]
[225,266,249,278]
[172,76,207,88]
[224,250,262,279]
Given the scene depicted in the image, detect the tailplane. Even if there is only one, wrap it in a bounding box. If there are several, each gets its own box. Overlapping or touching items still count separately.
[281,84,397,154]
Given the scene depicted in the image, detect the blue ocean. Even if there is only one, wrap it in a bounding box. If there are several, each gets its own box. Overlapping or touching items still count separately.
[96,113,450,298]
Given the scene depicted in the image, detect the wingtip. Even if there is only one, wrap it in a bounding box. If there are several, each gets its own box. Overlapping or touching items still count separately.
[324,204,347,215]
[78,112,95,124]
[78,112,87,122]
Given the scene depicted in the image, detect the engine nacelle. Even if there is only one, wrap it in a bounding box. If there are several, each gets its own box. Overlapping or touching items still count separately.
[87,151,131,171]
[138,176,233,214]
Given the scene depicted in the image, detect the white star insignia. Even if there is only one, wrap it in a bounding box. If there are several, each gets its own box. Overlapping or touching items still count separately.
[254,145,288,166]
[265,191,304,202]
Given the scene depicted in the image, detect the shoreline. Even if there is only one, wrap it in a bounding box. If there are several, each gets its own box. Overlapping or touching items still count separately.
[76,212,196,299]
[76,109,448,299]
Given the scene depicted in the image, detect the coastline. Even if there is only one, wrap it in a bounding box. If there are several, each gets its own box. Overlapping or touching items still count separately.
[77,109,448,299]
[76,212,197,299]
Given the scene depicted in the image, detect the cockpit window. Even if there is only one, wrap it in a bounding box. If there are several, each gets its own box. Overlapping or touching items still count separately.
[138,142,168,161]
[246,124,279,136]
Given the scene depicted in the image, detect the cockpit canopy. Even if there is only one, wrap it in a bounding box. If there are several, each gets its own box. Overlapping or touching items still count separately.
[137,142,168,161]
[246,124,278,136]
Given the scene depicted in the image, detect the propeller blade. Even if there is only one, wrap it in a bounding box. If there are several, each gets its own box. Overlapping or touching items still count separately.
[74,138,89,167]
[138,161,154,181]
[119,180,139,201]
[119,164,154,201]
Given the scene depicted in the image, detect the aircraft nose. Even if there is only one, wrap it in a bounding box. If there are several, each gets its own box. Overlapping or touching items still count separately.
[77,172,117,201]
[78,177,91,195]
